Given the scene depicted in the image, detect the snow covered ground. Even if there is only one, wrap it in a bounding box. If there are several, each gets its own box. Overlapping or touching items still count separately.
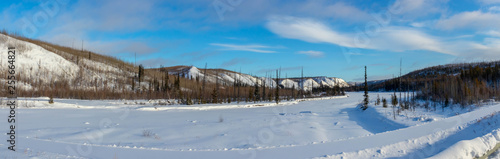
[1,92,499,158]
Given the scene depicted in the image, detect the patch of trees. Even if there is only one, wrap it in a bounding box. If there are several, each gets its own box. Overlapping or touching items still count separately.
[364,62,500,110]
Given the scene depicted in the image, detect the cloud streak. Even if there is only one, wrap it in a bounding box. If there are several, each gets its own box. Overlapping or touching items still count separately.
[211,43,278,53]
[297,50,324,57]
[436,10,500,30]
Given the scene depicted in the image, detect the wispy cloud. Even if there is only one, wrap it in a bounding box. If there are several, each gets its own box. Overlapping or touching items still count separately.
[480,30,500,37]
[297,50,324,58]
[436,10,500,30]
[210,43,278,53]
[478,0,500,4]
[266,16,449,55]
[390,0,448,18]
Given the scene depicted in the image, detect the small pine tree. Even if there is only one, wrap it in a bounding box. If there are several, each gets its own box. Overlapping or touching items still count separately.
[382,98,387,108]
[211,88,219,104]
[186,95,193,105]
[444,94,449,111]
[376,94,381,106]
[362,66,369,110]
[49,94,54,104]
[138,64,145,83]
[391,93,398,107]
[254,83,260,102]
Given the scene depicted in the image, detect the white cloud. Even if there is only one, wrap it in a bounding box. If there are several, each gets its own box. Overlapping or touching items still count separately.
[266,16,450,55]
[436,10,500,30]
[216,0,373,24]
[481,30,500,37]
[266,15,500,59]
[479,0,500,4]
[490,6,500,12]
[211,43,277,53]
[297,50,324,57]
[299,2,372,22]
[389,0,448,18]
[266,16,354,47]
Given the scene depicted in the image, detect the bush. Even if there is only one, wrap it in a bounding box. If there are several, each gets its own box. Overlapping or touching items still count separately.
[49,95,54,104]
[142,129,152,137]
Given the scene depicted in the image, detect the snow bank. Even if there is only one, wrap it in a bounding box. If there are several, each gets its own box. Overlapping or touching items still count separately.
[430,128,500,159]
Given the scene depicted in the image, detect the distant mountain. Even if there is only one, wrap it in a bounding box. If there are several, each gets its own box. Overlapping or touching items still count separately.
[158,66,349,91]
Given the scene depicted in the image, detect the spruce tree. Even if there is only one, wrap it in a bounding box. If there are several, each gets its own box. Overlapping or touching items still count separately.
[376,94,381,106]
[382,98,387,108]
[254,82,260,103]
[362,66,369,110]
[138,64,145,83]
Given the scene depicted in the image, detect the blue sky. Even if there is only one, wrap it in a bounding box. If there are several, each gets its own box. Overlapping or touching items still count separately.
[2,0,500,82]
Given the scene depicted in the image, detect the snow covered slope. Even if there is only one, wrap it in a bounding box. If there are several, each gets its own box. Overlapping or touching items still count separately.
[163,66,349,91]
[0,34,138,93]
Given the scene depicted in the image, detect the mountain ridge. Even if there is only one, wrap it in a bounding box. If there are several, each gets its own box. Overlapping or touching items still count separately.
[154,65,349,91]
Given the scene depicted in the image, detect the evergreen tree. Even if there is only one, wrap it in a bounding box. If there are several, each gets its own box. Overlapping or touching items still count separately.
[138,64,145,83]
[391,92,398,119]
[211,87,219,103]
[376,94,381,106]
[254,82,260,102]
[382,98,387,108]
[362,66,369,110]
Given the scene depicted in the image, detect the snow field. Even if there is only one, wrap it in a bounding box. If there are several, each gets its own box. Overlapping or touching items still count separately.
[0,92,499,158]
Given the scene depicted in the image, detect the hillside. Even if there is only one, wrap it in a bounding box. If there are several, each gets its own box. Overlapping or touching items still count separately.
[0,33,348,100]
[156,65,349,91]
[363,61,500,91]
[0,33,140,98]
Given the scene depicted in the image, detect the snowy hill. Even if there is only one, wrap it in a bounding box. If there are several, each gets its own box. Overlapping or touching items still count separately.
[160,66,349,91]
[0,33,349,99]
[0,34,138,96]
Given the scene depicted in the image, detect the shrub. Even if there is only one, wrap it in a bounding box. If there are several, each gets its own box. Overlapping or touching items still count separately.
[142,129,152,137]
[49,95,54,104]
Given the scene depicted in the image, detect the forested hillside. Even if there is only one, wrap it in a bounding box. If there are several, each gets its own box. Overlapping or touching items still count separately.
[0,32,348,103]
[364,61,500,108]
